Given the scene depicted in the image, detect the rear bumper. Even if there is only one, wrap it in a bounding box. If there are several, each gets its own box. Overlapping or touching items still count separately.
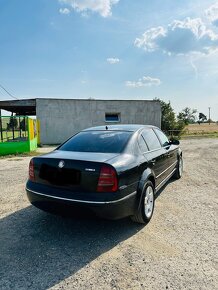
[26,187,138,220]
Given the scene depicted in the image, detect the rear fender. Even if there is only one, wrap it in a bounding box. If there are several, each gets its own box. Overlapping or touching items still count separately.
[136,168,155,211]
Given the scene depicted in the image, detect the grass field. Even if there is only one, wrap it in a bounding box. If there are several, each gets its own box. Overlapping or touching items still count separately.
[186,123,218,132]
[182,123,218,138]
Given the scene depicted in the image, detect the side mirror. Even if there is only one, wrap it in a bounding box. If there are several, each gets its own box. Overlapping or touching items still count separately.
[169,139,180,145]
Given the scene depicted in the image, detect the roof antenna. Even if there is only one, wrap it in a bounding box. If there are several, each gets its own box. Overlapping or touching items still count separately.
[105,126,108,130]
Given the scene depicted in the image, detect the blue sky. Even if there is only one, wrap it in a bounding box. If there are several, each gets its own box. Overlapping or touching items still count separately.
[0,0,218,120]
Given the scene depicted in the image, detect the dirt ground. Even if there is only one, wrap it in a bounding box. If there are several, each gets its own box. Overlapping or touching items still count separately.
[0,139,217,290]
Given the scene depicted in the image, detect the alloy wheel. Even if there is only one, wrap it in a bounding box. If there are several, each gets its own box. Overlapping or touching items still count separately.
[144,185,154,218]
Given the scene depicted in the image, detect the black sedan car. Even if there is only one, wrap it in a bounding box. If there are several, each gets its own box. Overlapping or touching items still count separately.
[26,125,183,224]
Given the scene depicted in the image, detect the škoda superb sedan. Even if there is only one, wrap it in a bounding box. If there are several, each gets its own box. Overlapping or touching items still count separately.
[26,125,182,224]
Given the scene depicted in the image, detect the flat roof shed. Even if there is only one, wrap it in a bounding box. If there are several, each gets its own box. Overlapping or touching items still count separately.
[0,99,36,115]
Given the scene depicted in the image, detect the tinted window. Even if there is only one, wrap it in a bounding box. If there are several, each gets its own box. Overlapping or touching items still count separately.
[59,131,132,153]
[141,129,161,151]
[138,135,148,153]
[154,129,169,147]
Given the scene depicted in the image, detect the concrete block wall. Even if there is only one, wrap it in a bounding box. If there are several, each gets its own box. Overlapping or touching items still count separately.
[36,99,161,144]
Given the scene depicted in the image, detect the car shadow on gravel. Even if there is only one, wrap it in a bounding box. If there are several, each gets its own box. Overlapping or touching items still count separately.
[0,206,143,290]
[155,179,176,199]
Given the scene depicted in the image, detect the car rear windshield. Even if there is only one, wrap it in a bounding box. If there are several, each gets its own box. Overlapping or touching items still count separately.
[58,131,132,153]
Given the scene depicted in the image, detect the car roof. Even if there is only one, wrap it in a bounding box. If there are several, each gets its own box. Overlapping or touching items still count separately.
[82,124,158,132]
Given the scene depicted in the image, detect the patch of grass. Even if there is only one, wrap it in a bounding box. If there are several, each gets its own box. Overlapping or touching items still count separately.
[8,158,24,161]
[181,132,218,139]
[0,151,42,159]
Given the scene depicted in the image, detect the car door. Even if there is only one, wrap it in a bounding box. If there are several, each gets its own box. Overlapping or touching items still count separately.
[141,129,168,187]
[153,128,177,177]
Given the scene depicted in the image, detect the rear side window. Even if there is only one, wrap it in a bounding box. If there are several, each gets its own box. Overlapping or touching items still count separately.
[154,129,169,147]
[141,129,161,151]
[59,131,132,153]
[138,135,149,153]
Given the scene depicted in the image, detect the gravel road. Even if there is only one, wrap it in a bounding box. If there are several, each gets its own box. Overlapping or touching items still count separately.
[0,139,217,290]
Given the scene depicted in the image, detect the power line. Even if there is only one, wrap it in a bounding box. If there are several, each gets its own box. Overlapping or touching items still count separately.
[0,83,19,100]
[0,89,5,98]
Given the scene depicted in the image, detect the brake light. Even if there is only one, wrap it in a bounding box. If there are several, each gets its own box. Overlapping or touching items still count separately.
[29,159,35,181]
[97,165,118,192]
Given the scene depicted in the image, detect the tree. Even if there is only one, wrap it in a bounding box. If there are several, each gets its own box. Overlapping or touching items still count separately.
[7,116,18,130]
[155,98,176,131]
[198,113,207,124]
[177,107,197,125]
[20,118,28,131]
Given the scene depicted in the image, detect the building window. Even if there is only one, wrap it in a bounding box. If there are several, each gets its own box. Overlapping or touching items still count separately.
[105,113,120,123]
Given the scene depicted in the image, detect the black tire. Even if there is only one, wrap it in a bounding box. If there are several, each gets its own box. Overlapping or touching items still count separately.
[131,181,155,224]
[173,155,183,179]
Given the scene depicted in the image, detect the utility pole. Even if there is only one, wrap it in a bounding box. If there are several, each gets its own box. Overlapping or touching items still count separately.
[208,107,211,125]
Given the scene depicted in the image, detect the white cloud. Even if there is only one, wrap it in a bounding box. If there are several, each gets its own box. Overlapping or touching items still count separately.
[107,57,120,64]
[59,0,119,17]
[135,17,218,55]
[59,8,71,14]
[205,2,218,26]
[126,76,161,88]
[135,26,166,52]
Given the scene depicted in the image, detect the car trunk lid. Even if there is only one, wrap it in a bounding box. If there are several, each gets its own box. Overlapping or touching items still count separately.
[32,150,118,192]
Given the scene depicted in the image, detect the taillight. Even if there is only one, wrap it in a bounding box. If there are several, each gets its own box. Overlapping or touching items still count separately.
[29,159,35,181]
[97,165,118,192]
